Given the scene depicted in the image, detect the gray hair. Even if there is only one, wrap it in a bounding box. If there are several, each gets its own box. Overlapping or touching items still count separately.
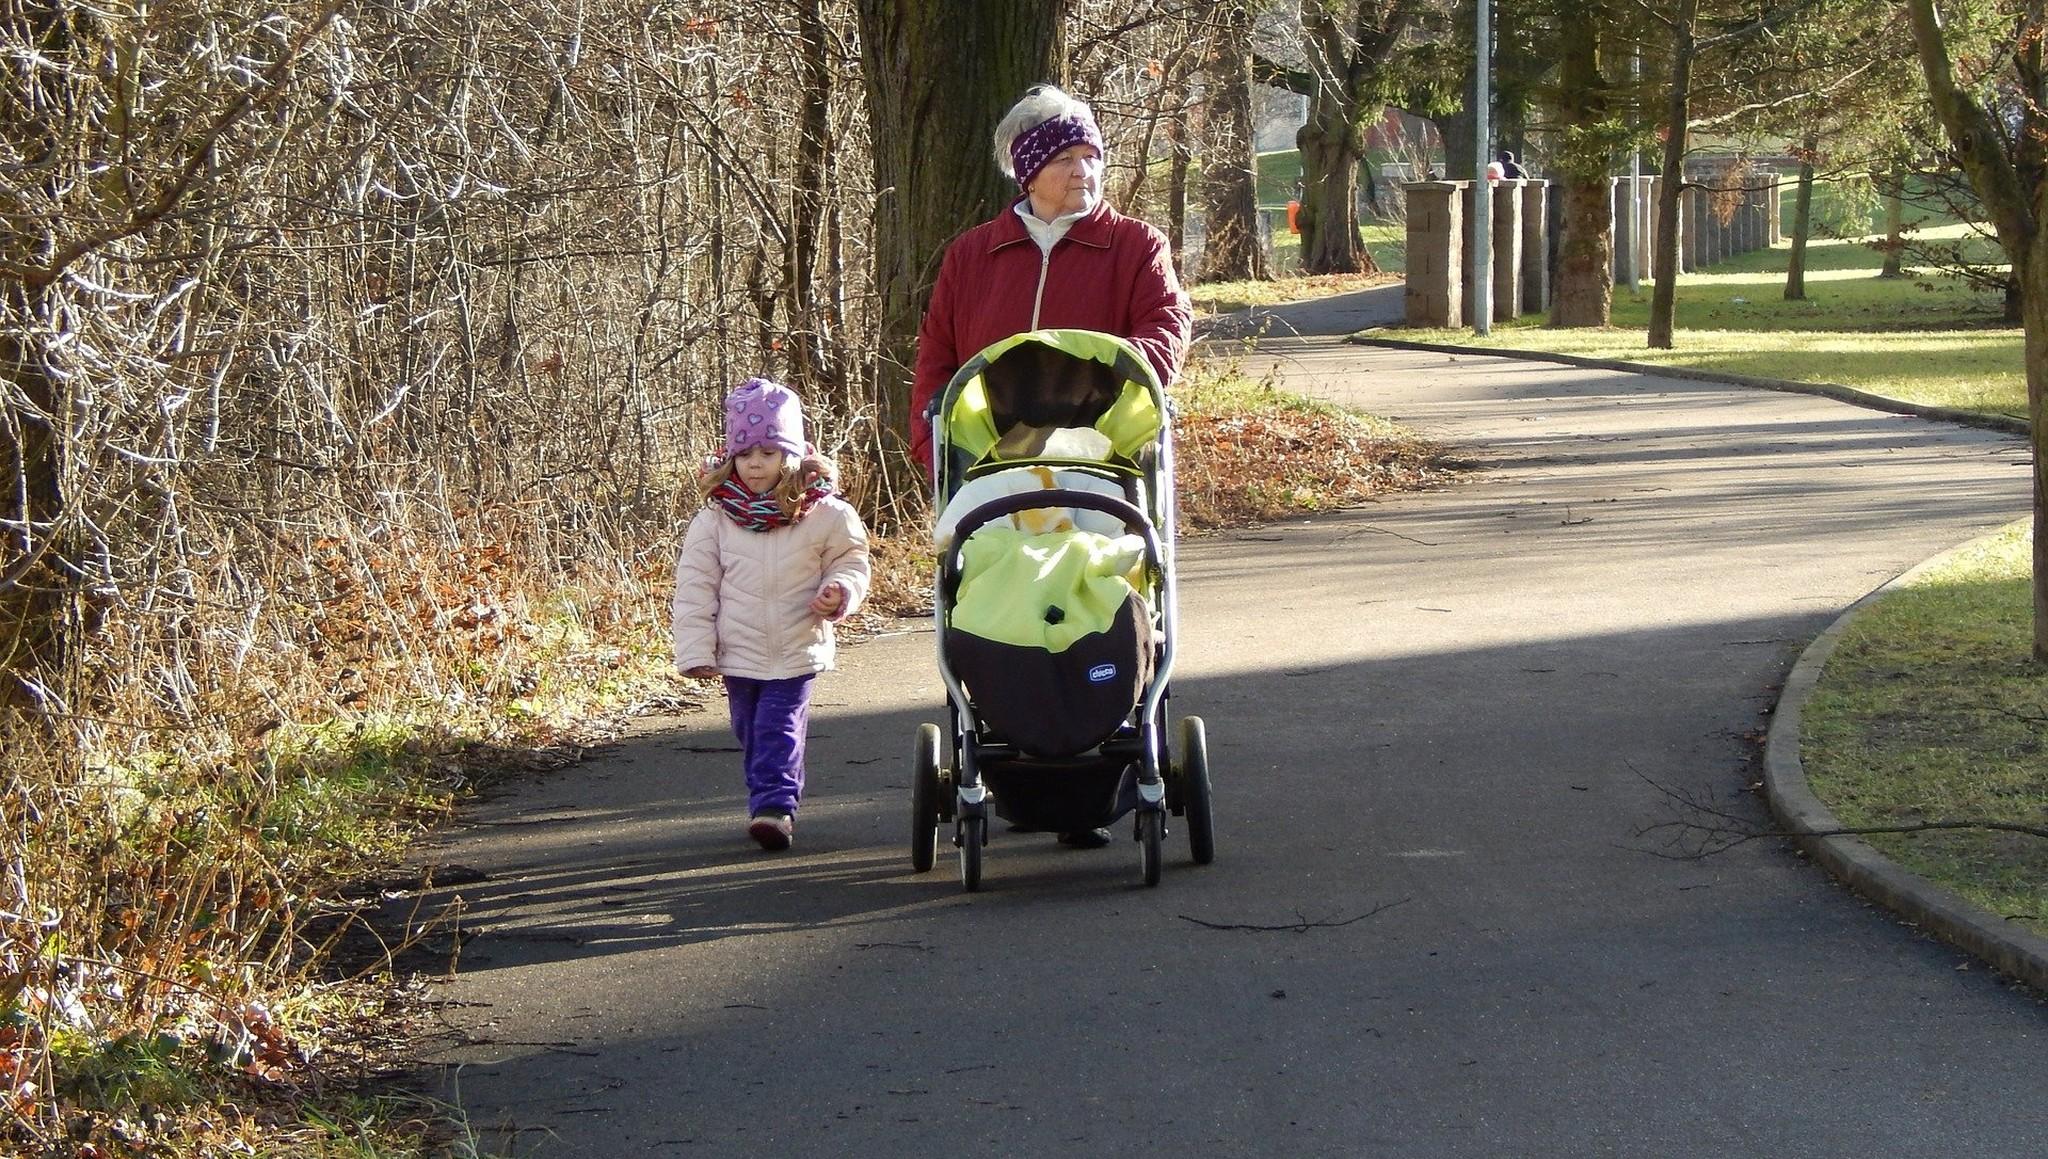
[992,84,1098,178]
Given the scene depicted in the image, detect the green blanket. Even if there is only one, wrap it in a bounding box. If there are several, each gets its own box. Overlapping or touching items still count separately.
[952,528,1147,653]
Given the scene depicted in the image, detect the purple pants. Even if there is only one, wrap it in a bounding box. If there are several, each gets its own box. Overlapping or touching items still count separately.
[724,674,816,818]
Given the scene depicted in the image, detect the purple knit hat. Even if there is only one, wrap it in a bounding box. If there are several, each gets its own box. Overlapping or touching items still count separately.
[1009,113,1104,191]
[724,377,805,459]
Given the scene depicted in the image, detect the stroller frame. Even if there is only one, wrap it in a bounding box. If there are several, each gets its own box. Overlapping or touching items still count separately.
[910,329,1214,890]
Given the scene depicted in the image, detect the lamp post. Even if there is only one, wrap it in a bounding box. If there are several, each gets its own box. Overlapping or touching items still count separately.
[1471,0,1492,335]
[1625,48,1641,293]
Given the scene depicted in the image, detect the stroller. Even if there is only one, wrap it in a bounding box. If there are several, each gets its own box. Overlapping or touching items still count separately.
[911,329,1215,890]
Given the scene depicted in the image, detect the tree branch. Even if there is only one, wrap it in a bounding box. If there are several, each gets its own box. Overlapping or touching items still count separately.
[1906,0,2036,249]
[21,1,347,291]
[1179,898,1409,931]
[1630,768,2048,861]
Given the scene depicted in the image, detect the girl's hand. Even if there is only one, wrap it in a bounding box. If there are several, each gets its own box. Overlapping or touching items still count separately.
[683,665,719,678]
[809,582,845,617]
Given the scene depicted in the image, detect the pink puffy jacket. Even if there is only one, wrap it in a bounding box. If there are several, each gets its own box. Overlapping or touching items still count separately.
[671,496,871,680]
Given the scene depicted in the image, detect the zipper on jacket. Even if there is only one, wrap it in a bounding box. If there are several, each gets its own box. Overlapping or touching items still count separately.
[1030,247,1050,329]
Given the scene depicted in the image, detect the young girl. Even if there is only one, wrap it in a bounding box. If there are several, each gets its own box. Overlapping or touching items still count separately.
[673,377,871,851]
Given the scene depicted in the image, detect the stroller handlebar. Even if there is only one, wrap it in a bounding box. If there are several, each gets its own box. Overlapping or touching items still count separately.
[941,489,1162,572]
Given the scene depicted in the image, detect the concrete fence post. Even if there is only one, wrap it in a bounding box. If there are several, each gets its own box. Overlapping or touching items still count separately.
[1704,181,1726,265]
[1492,179,1524,320]
[1403,181,1463,327]
[1611,177,1630,284]
[1520,180,1549,314]
[1635,176,1655,282]
[1687,182,1703,272]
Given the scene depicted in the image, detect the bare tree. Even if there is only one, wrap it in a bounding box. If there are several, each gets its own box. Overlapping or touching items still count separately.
[1260,0,1421,275]
[0,5,888,1120]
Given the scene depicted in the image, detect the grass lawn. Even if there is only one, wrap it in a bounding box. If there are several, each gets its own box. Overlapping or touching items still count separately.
[1379,223,2026,423]
[1800,524,2047,940]
[1187,223,1405,314]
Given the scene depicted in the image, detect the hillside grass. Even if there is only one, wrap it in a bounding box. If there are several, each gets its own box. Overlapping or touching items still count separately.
[1381,223,2024,422]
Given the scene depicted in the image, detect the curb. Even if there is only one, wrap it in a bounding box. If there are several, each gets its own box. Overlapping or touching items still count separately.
[1763,531,2048,994]
[1347,334,2031,437]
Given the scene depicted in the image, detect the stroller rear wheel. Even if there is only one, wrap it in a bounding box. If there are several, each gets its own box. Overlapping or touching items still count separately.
[911,724,942,873]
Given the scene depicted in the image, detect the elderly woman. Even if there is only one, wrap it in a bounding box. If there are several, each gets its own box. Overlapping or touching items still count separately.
[909,85,1192,850]
[907,84,1193,474]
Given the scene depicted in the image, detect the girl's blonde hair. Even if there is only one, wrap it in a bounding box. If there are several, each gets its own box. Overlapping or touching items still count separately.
[698,450,840,519]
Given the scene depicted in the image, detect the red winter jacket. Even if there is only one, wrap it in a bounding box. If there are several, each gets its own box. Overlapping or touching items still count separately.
[909,198,1192,473]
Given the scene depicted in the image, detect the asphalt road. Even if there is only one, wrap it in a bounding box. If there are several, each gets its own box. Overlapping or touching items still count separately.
[414,319,2046,1157]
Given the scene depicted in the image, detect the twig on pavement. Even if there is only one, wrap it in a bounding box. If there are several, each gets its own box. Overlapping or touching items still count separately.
[1178,898,1409,932]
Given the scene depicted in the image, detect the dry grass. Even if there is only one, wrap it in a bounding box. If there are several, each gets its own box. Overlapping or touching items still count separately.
[1187,270,1400,314]
[1172,360,1451,528]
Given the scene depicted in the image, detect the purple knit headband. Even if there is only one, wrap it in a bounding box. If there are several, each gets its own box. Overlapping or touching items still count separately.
[1009,114,1104,190]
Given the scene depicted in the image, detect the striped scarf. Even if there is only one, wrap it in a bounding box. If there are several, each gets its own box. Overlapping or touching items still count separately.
[709,475,833,532]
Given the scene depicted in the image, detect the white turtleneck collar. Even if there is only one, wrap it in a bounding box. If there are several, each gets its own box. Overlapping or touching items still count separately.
[1013,194,1100,255]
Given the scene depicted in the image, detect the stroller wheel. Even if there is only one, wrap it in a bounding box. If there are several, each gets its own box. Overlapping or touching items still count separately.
[911,724,942,873]
[1138,810,1163,887]
[1178,716,1215,866]
[958,815,985,892]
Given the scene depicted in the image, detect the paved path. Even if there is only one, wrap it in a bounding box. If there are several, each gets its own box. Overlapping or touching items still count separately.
[415,323,2046,1156]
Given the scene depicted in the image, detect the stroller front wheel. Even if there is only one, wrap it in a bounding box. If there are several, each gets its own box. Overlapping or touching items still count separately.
[958,814,985,892]
[1137,810,1163,887]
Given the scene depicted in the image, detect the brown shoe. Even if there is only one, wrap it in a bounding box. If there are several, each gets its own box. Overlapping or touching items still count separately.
[748,813,794,851]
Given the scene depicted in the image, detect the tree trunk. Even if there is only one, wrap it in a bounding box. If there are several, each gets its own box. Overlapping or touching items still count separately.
[1297,105,1376,274]
[1551,177,1615,326]
[0,294,66,709]
[2013,240,2048,658]
[786,0,836,397]
[2028,248,2048,662]
[1785,136,1816,301]
[1647,0,1699,350]
[1879,156,1906,279]
[855,0,1070,459]
[1437,100,1477,185]
[1197,0,1268,283]
[1547,4,1611,327]
[1,4,71,708]
[1167,105,1192,271]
